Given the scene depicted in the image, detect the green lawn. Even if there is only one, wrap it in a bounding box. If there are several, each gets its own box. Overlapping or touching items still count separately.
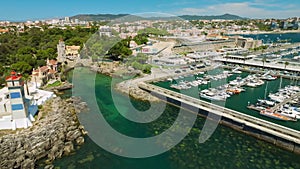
[46,81,62,88]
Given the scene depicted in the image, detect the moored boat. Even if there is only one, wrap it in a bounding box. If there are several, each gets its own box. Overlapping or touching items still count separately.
[260,109,296,121]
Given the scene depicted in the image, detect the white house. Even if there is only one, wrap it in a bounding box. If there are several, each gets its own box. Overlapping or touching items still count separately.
[0,72,55,130]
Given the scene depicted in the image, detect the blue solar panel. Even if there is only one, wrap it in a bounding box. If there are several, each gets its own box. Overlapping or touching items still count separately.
[11,104,23,111]
[10,92,21,99]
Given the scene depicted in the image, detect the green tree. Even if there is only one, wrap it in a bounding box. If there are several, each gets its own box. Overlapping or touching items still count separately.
[11,61,32,74]
[133,34,148,45]
[284,61,289,69]
[142,64,152,74]
[107,39,132,61]
[262,56,267,68]
[226,53,230,62]
[22,74,31,96]
[242,53,247,64]
[17,46,36,55]
[90,42,104,57]
[136,53,148,64]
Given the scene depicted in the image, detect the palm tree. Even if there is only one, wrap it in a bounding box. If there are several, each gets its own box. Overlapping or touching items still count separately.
[226,53,229,62]
[22,74,31,96]
[242,53,247,64]
[262,56,267,68]
[284,61,289,69]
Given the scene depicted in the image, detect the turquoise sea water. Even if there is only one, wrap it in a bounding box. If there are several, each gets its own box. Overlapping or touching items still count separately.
[44,70,300,169]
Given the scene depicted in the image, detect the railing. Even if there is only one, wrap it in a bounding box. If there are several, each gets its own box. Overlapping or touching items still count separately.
[138,82,300,143]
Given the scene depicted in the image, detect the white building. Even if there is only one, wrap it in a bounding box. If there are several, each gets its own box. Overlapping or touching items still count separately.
[99,26,112,37]
[0,72,55,130]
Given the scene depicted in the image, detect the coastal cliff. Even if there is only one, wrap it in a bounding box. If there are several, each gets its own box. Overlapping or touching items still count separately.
[0,97,88,169]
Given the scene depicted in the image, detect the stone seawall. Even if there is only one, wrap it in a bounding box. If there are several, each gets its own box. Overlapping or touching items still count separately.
[0,97,88,169]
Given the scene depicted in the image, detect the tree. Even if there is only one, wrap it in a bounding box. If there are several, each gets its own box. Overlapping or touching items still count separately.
[107,39,132,61]
[22,74,31,96]
[11,62,32,75]
[262,56,267,68]
[137,27,169,36]
[226,53,230,62]
[284,61,289,69]
[90,42,104,58]
[136,53,148,64]
[17,46,36,55]
[242,53,247,64]
[142,64,152,74]
[0,64,5,75]
[133,34,148,45]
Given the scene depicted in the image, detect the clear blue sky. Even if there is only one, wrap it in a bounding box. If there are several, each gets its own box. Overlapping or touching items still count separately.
[1,0,299,21]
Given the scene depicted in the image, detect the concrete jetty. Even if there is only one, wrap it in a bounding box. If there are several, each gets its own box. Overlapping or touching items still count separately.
[138,82,300,154]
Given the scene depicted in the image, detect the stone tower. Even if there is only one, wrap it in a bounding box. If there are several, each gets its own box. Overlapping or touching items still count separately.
[57,39,66,63]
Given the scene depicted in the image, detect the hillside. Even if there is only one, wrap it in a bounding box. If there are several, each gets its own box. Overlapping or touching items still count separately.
[70,13,247,21]
[70,14,128,21]
[179,14,247,20]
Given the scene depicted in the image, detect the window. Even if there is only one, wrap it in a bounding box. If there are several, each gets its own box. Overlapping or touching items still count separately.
[11,104,23,111]
[10,92,21,99]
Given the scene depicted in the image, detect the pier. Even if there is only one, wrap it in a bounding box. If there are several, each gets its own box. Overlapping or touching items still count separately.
[216,58,300,74]
[271,91,300,112]
[221,65,300,80]
[138,82,300,154]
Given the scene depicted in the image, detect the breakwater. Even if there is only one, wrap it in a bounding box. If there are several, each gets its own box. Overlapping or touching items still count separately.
[138,82,300,154]
[0,97,88,169]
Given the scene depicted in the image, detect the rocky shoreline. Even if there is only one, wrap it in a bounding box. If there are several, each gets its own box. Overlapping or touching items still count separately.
[115,81,160,102]
[0,97,88,169]
[89,61,160,102]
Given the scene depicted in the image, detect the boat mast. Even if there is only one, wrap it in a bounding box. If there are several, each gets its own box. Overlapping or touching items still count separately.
[264,81,268,99]
[279,76,282,89]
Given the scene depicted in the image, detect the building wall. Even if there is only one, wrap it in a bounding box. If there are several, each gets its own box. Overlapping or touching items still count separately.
[172,41,236,53]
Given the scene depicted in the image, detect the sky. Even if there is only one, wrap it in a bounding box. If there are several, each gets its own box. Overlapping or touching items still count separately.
[0,0,299,21]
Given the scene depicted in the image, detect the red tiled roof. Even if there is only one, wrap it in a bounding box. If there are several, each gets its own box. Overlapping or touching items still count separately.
[48,59,58,65]
[48,69,56,74]
[40,66,49,72]
[6,71,22,81]
[0,29,9,33]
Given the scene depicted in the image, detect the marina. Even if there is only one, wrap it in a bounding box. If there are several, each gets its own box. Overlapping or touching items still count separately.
[151,67,300,129]
[135,62,300,153]
[138,80,300,153]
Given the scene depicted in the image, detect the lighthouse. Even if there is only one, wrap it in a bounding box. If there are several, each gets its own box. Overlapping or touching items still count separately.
[6,71,32,129]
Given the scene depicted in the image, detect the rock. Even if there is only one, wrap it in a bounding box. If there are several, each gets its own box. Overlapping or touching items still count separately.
[0,97,86,168]
[63,142,74,155]
[14,155,25,168]
[44,164,54,169]
[21,159,34,169]
[67,125,77,132]
[1,160,15,169]
[66,129,82,141]
[76,137,85,145]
